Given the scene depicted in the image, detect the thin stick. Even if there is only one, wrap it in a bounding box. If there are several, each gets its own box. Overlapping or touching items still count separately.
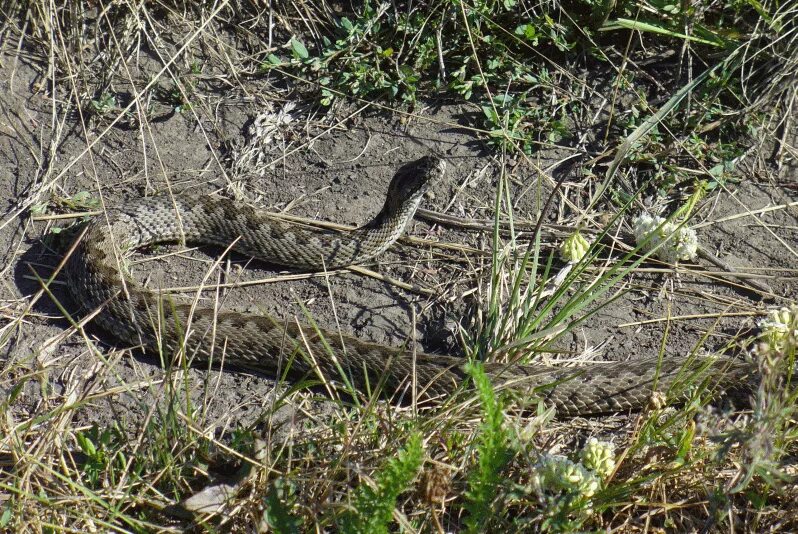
[347,265,435,296]
[153,266,434,297]
[619,310,763,328]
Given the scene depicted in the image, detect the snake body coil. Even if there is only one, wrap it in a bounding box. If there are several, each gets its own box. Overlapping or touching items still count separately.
[66,156,754,416]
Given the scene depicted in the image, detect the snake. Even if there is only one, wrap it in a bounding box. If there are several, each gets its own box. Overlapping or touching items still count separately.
[65,156,755,417]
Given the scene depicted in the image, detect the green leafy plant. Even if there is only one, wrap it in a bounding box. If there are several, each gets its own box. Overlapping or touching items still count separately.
[340,432,423,534]
[263,479,302,533]
[463,362,511,532]
[75,426,129,488]
[90,93,117,116]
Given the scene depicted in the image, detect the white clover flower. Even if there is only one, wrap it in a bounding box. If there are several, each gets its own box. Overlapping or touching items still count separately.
[632,213,698,263]
[758,304,798,351]
[580,438,616,480]
[532,454,601,499]
[559,231,590,263]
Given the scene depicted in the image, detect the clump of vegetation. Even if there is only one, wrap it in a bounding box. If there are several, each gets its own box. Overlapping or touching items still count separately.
[262,0,793,162]
[340,432,423,533]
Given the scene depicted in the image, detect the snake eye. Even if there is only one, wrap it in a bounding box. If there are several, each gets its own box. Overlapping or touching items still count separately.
[419,155,446,176]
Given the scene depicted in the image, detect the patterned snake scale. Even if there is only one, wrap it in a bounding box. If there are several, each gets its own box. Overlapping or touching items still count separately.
[66,156,756,417]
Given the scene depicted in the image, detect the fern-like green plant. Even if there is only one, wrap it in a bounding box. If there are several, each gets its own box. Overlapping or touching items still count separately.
[262,479,301,533]
[464,362,511,532]
[340,432,423,534]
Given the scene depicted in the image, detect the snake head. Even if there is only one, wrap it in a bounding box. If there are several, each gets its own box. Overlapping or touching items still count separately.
[384,156,446,213]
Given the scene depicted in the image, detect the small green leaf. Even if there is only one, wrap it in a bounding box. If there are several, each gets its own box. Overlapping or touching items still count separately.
[0,507,10,527]
[321,88,334,106]
[290,37,309,59]
[482,106,498,122]
[399,64,417,82]
[73,191,90,203]
[6,379,27,405]
[30,203,48,215]
[746,489,767,509]
[515,23,538,41]
[267,54,282,65]
[675,421,695,465]
[77,432,97,457]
